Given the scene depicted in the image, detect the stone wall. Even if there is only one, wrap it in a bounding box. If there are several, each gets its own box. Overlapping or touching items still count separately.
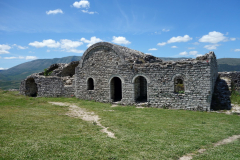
[218,72,240,92]
[75,43,218,111]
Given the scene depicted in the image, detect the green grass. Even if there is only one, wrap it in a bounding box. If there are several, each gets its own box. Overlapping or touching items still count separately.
[194,139,240,160]
[1,90,240,159]
[230,90,240,105]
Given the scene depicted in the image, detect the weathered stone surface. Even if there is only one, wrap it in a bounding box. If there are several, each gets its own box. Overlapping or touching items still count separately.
[19,42,224,111]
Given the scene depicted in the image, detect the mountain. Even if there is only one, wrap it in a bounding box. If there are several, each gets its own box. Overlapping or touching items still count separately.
[0,56,81,90]
[1,56,240,90]
[0,56,82,81]
[217,58,240,72]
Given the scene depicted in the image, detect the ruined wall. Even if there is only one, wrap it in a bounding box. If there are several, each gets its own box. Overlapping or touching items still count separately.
[75,43,217,111]
[218,72,240,92]
[20,75,75,97]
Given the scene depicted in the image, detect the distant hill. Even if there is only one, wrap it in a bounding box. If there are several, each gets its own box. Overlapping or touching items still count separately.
[0,56,82,81]
[160,57,190,61]
[218,58,240,72]
[1,56,240,90]
[0,56,81,90]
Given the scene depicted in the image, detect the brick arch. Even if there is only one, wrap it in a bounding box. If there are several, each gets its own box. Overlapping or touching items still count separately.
[132,74,150,83]
[108,74,125,84]
[79,42,126,68]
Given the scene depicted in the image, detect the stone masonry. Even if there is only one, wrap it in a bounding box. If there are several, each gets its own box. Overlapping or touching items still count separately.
[20,42,222,111]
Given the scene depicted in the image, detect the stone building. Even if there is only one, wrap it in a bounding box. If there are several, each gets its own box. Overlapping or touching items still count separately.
[20,42,219,111]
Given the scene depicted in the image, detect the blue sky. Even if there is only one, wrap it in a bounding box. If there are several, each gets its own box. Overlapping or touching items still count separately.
[0,0,240,69]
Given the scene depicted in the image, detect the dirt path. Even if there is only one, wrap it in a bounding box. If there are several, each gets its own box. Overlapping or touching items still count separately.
[179,135,240,160]
[49,102,116,138]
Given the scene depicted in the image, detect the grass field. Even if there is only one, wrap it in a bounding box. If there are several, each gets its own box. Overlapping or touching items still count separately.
[0,89,240,159]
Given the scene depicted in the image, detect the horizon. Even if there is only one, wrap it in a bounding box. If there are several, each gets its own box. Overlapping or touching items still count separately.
[0,0,239,69]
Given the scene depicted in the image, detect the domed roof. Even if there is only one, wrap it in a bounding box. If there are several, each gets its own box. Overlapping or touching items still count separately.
[79,42,148,67]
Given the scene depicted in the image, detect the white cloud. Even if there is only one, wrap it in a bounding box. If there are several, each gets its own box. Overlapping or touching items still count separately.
[148,48,157,51]
[112,36,131,45]
[171,46,178,48]
[188,47,195,49]
[81,10,97,14]
[18,45,28,49]
[13,44,28,49]
[60,39,83,49]
[66,49,84,53]
[0,44,11,54]
[189,51,198,55]
[234,49,240,52]
[204,44,220,50]
[179,51,188,56]
[47,50,50,52]
[73,0,90,8]
[81,36,103,47]
[0,67,8,70]
[157,42,167,46]
[29,39,60,48]
[167,35,192,43]
[230,38,236,41]
[4,56,17,59]
[199,31,227,43]
[162,29,170,32]
[26,56,37,60]
[46,9,63,15]
[179,51,202,57]
[4,56,37,60]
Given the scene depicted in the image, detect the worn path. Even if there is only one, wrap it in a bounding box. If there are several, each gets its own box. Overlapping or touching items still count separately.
[49,102,116,138]
[179,135,240,160]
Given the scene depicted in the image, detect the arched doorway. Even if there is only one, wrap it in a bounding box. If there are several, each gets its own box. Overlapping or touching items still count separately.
[25,78,38,97]
[110,77,122,102]
[134,76,147,102]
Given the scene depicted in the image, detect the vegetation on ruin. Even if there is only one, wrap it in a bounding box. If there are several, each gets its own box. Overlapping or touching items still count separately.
[0,89,240,159]
[43,68,52,76]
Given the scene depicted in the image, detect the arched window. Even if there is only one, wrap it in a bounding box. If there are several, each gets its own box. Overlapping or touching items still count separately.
[87,78,94,90]
[174,76,184,93]
[134,76,147,102]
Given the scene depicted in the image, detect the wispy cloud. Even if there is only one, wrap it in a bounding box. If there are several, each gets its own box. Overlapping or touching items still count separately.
[12,44,28,49]
[148,48,158,51]
[204,44,220,50]
[81,10,97,14]
[46,9,63,15]
[162,28,170,32]
[179,51,202,57]
[157,42,167,46]
[234,49,240,52]
[4,56,37,60]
